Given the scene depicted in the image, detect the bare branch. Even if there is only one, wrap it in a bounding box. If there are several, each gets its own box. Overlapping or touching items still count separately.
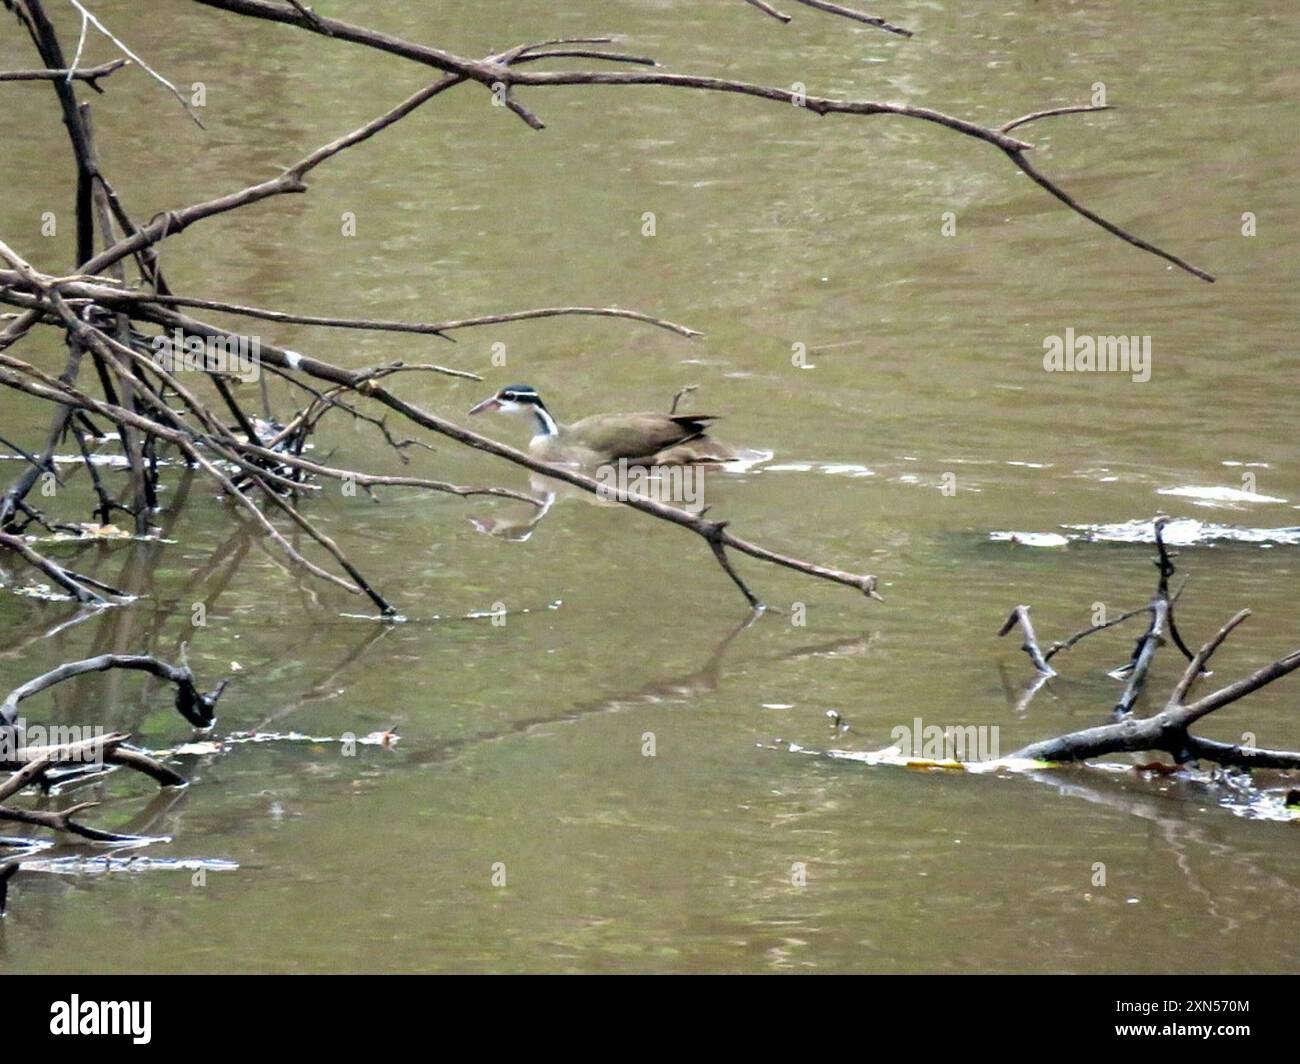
[0,57,129,85]
[999,103,1112,134]
[1005,522,1300,770]
[742,0,793,23]
[0,653,227,729]
[1006,148,1214,282]
[189,0,1211,280]
[998,605,1056,676]
[0,800,143,842]
[1043,603,1150,661]
[17,279,705,340]
[0,530,119,605]
[785,0,912,37]
[66,0,206,127]
[415,306,703,339]
[1167,608,1250,707]
[1178,647,1300,730]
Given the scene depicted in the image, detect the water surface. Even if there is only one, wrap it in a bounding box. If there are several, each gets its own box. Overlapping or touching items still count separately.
[0,0,1297,972]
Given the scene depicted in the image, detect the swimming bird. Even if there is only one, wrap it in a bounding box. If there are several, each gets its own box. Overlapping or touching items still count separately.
[467,384,737,467]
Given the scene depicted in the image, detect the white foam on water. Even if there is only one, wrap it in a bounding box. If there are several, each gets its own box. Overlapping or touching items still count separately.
[988,531,1070,547]
[1157,485,1286,504]
[991,519,1300,548]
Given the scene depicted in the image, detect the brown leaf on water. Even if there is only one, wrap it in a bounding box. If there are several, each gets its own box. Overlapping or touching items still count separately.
[1134,761,1181,776]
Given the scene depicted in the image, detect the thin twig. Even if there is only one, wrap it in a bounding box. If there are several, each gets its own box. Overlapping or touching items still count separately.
[0,58,129,84]
[1167,608,1250,707]
[1043,603,1150,661]
[66,0,206,127]
[786,0,912,37]
[31,282,705,340]
[1000,104,1112,134]
[742,0,793,24]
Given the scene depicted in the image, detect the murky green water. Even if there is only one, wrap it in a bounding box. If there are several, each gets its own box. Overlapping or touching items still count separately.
[1,1,1298,972]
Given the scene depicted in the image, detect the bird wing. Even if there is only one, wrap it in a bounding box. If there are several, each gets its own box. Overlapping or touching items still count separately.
[567,412,720,462]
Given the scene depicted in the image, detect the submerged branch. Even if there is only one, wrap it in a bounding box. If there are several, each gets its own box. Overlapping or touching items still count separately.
[998,605,1056,676]
[0,655,223,856]
[0,652,227,730]
[1004,520,1300,771]
[0,530,121,606]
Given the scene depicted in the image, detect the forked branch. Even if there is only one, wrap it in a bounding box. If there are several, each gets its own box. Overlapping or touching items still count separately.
[1004,520,1300,770]
[0,655,227,847]
[0,652,227,730]
[190,0,1212,280]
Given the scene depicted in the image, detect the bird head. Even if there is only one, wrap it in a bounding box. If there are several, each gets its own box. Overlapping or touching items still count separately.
[468,384,545,417]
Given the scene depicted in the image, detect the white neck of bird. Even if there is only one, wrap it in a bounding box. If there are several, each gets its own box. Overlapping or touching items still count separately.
[530,403,559,438]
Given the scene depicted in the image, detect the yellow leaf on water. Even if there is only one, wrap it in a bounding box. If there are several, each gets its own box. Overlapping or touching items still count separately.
[903,758,967,772]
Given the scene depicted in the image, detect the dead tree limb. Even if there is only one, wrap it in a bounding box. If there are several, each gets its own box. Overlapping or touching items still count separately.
[0,530,124,605]
[0,653,227,730]
[190,0,1212,280]
[0,800,143,842]
[1042,603,1150,662]
[0,57,129,86]
[1013,639,1300,770]
[59,287,704,341]
[1006,520,1300,771]
[741,0,913,37]
[999,518,1202,713]
[0,729,188,845]
[784,0,911,35]
[998,605,1056,676]
[1000,104,1112,134]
